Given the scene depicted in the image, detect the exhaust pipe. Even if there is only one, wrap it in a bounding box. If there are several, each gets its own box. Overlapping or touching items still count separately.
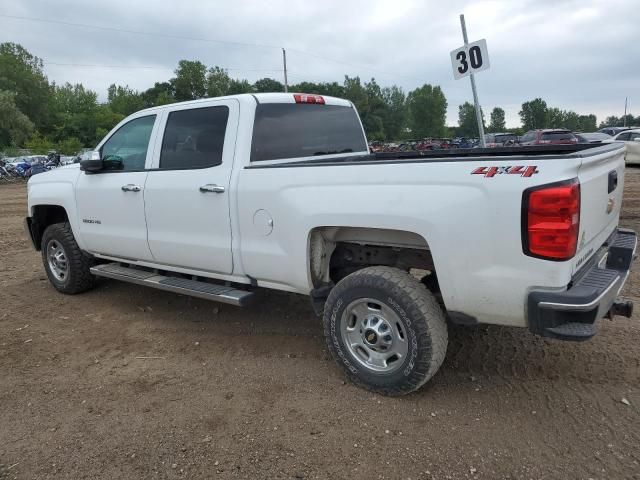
[610,299,633,318]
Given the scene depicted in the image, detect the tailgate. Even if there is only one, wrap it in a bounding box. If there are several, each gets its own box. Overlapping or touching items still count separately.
[573,144,626,274]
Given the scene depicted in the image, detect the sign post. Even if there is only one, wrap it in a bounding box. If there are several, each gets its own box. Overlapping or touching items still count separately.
[450,14,489,148]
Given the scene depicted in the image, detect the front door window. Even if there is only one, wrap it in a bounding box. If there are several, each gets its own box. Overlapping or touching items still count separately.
[101,115,156,171]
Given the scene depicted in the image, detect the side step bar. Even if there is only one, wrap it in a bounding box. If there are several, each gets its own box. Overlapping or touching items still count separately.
[90,263,254,306]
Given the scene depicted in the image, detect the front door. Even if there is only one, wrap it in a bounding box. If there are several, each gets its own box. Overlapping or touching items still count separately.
[75,114,159,261]
[143,100,238,274]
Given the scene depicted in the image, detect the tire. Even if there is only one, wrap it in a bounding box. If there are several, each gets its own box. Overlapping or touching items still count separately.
[323,266,448,396]
[41,222,96,294]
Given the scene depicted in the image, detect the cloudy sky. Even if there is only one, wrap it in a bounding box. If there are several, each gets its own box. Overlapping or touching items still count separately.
[2,0,639,127]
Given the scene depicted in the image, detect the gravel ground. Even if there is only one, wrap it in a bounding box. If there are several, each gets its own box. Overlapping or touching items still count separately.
[1,172,639,480]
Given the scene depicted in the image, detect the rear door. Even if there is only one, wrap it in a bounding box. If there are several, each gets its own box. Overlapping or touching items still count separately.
[143,99,239,274]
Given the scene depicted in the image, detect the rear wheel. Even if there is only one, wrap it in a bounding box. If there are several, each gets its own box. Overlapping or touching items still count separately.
[323,266,448,396]
[41,222,95,294]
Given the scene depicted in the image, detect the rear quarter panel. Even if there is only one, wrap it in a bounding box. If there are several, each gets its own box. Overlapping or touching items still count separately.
[237,153,586,327]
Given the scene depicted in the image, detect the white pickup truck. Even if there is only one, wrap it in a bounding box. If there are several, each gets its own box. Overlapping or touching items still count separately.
[25,93,636,395]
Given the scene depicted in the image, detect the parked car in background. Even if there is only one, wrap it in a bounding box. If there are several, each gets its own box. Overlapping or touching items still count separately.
[576,132,612,144]
[604,129,640,165]
[60,156,78,165]
[451,137,475,148]
[598,126,637,137]
[484,133,518,147]
[519,129,578,146]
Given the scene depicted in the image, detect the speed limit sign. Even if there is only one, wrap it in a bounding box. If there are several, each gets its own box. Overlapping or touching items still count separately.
[450,39,490,80]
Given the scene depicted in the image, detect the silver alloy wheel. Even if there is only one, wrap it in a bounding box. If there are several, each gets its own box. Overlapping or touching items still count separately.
[340,298,409,373]
[46,239,68,282]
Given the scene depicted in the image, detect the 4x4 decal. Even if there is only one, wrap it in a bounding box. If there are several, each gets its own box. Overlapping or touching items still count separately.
[471,166,539,178]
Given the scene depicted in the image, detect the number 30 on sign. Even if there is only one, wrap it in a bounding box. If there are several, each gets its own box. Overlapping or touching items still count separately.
[450,39,490,80]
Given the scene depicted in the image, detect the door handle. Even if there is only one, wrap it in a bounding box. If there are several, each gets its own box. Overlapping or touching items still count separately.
[199,184,225,193]
[121,184,141,192]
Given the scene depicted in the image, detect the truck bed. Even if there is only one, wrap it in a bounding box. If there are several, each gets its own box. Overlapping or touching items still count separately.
[246,143,619,169]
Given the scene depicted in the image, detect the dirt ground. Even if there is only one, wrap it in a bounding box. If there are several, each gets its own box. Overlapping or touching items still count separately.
[1,173,640,480]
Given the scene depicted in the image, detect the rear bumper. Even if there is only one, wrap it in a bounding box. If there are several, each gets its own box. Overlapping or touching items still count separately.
[527,228,636,341]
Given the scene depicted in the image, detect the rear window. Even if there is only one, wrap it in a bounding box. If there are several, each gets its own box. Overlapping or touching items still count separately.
[251,103,368,162]
[541,132,576,141]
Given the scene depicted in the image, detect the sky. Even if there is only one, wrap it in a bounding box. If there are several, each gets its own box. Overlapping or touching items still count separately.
[1,0,639,127]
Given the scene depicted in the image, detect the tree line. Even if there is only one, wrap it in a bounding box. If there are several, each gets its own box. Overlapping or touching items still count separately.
[1,42,637,155]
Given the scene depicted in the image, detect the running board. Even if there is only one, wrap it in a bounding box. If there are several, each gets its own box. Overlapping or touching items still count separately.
[90,263,254,306]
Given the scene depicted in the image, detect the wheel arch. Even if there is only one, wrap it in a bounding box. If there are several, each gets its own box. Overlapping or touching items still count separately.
[307,226,435,288]
[28,204,71,251]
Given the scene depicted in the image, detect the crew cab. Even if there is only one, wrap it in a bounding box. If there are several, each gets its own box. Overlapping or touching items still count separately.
[25,93,636,395]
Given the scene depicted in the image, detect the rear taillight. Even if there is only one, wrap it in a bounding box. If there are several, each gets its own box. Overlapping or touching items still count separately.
[522,179,580,261]
[294,94,325,104]
[539,139,551,144]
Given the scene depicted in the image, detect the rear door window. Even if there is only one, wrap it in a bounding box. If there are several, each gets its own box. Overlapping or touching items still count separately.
[160,106,229,170]
[251,103,368,162]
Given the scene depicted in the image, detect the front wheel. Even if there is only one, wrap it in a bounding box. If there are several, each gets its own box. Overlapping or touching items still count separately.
[323,266,448,396]
[41,222,96,294]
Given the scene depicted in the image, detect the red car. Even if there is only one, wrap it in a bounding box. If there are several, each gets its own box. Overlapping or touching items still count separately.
[519,129,578,146]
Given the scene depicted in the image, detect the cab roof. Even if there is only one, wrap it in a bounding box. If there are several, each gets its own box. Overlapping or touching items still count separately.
[136,92,352,115]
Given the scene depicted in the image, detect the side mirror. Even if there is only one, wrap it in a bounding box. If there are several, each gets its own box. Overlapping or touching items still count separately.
[79,151,103,172]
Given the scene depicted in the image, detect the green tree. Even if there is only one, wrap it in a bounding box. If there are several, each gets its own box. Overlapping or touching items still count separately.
[171,60,207,101]
[0,42,52,132]
[406,84,447,138]
[381,86,406,140]
[578,114,597,132]
[107,84,144,116]
[206,66,231,97]
[488,107,506,132]
[94,104,125,144]
[599,115,620,128]
[253,77,284,93]
[228,79,253,94]
[291,81,346,98]
[363,78,387,140]
[141,81,174,107]
[563,111,581,131]
[519,98,548,130]
[57,137,83,155]
[457,101,485,137]
[0,89,34,148]
[25,132,55,154]
[50,83,100,145]
[621,114,635,127]
[546,107,565,129]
